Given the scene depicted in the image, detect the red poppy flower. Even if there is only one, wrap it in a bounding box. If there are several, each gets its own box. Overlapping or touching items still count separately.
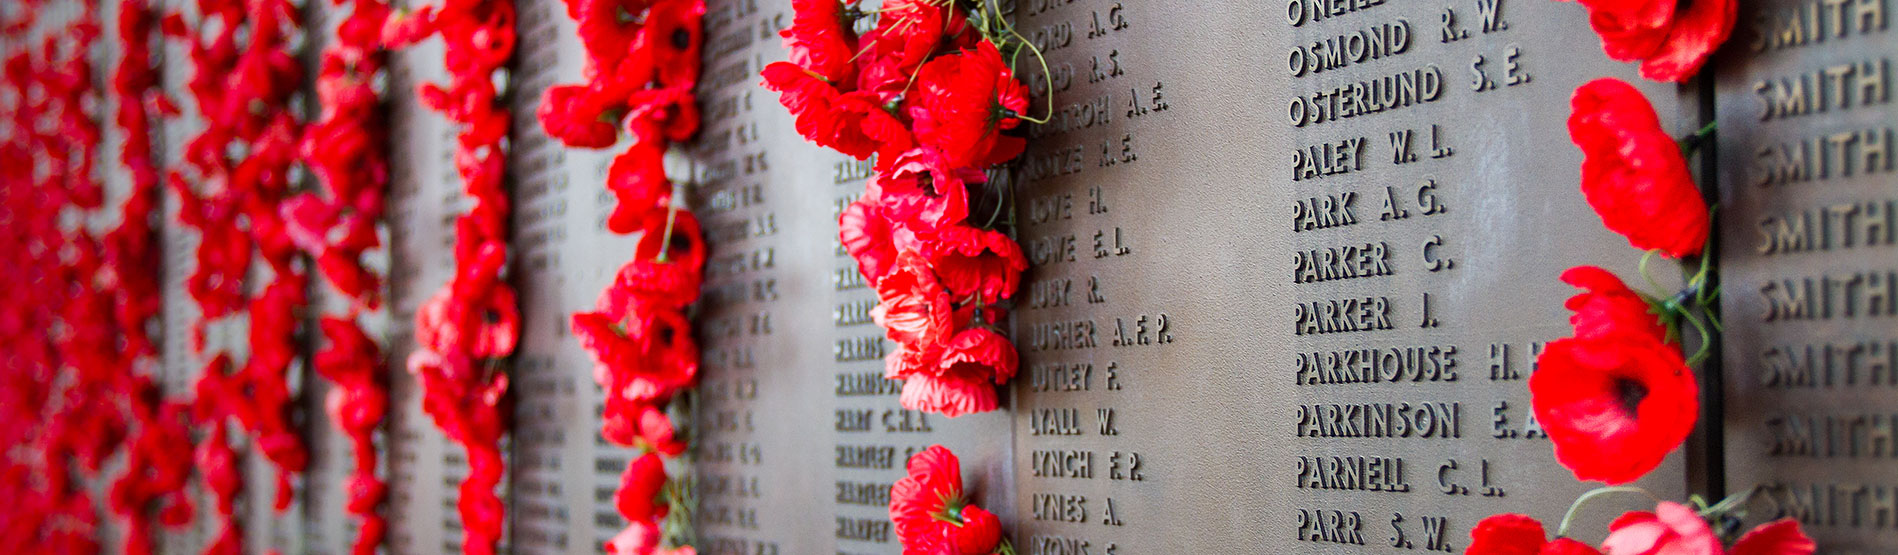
[899,367,999,418]
[538,84,620,148]
[1469,514,1564,555]
[623,85,699,143]
[605,143,674,233]
[924,225,1027,302]
[906,41,1027,168]
[1728,519,1814,555]
[1561,266,1667,343]
[884,339,944,382]
[1531,334,1697,484]
[760,61,837,115]
[1567,78,1708,258]
[615,452,669,522]
[872,252,956,347]
[870,147,983,231]
[610,208,705,307]
[856,0,974,96]
[761,63,914,159]
[457,484,506,547]
[780,0,857,83]
[574,311,638,383]
[416,284,520,360]
[1601,502,1719,555]
[1545,539,1606,555]
[840,197,904,286]
[346,474,386,514]
[326,384,387,436]
[575,299,699,406]
[646,0,703,89]
[941,327,1017,385]
[890,445,965,545]
[1566,0,1735,81]
[605,521,661,555]
[950,505,1004,554]
[613,307,699,402]
[571,0,651,81]
[600,402,684,455]
[317,251,382,307]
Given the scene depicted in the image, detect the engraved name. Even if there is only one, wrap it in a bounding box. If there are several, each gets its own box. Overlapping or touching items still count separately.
[1760,270,1896,321]
[1294,296,1395,335]
[1760,340,1897,388]
[1296,345,1459,384]
[1756,198,1895,254]
[1765,412,1898,458]
[1293,241,1393,283]
[1751,126,1893,187]
[1289,19,1414,77]
[1295,455,1412,492]
[1288,65,1444,127]
[1296,402,1462,438]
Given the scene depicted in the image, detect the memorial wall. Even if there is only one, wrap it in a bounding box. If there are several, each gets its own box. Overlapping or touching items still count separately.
[1716,0,1896,552]
[0,0,1892,552]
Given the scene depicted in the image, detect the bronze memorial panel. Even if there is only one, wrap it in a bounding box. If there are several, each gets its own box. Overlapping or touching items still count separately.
[1010,0,1689,552]
[1716,0,1897,551]
[687,2,1016,554]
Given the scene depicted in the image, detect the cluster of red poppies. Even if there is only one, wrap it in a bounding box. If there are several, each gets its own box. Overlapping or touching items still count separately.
[160,0,316,546]
[0,0,216,549]
[1470,508,1813,555]
[0,4,112,551]
[109,384,197,555]
[1530,77,1713,491]
[293,0,402,551]
[535,0,706,551]
[104,2,201,550]
[889,445,1006,554]
[381,0,520,551]
[1467,13,1813,555]
[763,0,1030,419]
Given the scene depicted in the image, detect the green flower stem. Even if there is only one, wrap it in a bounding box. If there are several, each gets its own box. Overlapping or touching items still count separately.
[994,538,1018,555]
[1698,487,1759,518]
[1680,308,1714,367]
[1636,249,1668,300]
[1679,120,1718,156]
[982,0,1055,125]
[656,202,679,263]
[982,179,1009,229]
[1557,486,1657,538]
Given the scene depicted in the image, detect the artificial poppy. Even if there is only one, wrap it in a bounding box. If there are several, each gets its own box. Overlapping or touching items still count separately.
[870,147,982,231]
[1468,514,1563,555]
[840,197,903,285]
[646,0,703,89]
[924,225,1028,302]
[889,445,965,545]
[779,0,857,83]
[1728,519,1815,555]
[871,252,956,348]
[615,452,669,522]
[1566,0,1735,81]
[538,84,620,148]
[906,41,1027,168]
[1568,78,1709,258]
[605,143,674,233]
[1531,334,1697,484]
[899,368,999,418]
[1601,502,1719,555]
[1561,266,1668,343]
